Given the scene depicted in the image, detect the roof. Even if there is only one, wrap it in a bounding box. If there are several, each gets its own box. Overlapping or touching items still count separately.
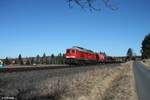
[69,46,95,54]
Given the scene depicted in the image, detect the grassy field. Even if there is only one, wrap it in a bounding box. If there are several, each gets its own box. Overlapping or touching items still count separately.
[0,63,137,100]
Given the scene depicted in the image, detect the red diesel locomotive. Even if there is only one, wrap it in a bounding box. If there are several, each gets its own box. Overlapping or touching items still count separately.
[65,46,105,65]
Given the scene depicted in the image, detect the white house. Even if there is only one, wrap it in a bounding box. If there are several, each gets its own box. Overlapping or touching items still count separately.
[0,60,3,67]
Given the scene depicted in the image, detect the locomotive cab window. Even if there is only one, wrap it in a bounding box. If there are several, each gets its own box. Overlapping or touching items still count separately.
[67,50,70,53]
[72,50,76,53]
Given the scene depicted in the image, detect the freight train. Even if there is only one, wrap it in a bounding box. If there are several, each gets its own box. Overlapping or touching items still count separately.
[64,46,115,65]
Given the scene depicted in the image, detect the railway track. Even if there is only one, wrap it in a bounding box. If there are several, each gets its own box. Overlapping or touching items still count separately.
[0,65,72,73]
[0,62,124,73]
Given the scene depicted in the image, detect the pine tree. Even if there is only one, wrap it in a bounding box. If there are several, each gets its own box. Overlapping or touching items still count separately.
[126,48,133,60]
[51,54,55,64]
[141,33,150,59]
[18,54,23,65]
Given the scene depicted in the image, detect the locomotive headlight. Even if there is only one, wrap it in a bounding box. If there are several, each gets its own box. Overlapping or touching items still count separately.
[66,56,75,58]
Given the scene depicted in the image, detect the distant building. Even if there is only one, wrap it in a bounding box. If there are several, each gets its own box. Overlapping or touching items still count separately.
[0,60,3,67]
[0,60,3,64]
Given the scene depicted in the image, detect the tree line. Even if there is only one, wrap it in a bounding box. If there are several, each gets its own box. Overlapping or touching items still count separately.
[126,33,150,60]
[141,33,150,59]
[2,33,150,65]
[3,53,65,65]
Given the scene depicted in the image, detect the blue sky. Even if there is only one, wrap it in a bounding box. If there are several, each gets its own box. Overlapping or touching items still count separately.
[0,0,150,58]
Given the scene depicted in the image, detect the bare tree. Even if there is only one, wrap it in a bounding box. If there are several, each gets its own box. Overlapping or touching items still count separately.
[67,0,118,11]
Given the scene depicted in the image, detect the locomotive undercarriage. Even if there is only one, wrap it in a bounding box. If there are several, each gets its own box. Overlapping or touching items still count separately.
[65,58,97,65]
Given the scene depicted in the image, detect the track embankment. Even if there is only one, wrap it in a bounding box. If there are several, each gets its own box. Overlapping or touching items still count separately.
[0,63,137,100]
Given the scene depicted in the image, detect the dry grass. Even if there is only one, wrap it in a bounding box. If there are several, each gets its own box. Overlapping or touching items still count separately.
[143,59,150,67]
[61,62,137,100]
[0,63,137,100]
[103,61,138,100]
